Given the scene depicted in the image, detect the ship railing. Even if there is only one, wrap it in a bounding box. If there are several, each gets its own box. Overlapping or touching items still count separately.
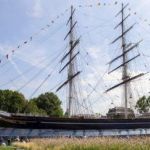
[11,113,48,117]
[0,110,11,117]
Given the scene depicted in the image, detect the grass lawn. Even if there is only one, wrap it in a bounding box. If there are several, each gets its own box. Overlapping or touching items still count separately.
[0,146,16,150]
[12,137,150,150]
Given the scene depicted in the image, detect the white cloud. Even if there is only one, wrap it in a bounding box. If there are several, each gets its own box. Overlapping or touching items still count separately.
[28,0,43,18]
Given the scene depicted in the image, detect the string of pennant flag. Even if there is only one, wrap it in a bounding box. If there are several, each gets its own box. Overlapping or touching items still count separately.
[76,0,120,8]
[1,1,150,65]
[77,1,150,26]
[77,1,150,27]
[0,8,70,64]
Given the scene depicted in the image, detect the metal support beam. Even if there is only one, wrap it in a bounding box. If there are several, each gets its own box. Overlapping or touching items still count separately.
[59,52,79,73]
[60,38,80,63]
[108,54,140,74]
[111,23,136,44]
[108,41,142,65]
[64,21,77,40]
[114,14,130,29]
[115,3,129,17]
[105,73,145,92]
[56,71,81,92]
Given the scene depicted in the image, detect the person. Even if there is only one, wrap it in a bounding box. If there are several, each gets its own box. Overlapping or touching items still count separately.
[7,138,11,146]
[0,137,6,146]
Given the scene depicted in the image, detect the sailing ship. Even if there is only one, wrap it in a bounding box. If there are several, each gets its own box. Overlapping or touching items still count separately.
[0,3,150,130]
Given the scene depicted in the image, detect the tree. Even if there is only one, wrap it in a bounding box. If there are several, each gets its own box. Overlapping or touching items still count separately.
[0,90,63,117]
[31,92,63,117]
[135,96,150,113]
[0,90,26,113]
[23,100,47,115]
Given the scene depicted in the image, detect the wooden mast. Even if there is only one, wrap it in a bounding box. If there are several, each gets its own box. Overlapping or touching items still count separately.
[106,3,144,119]
[56,6,80,117]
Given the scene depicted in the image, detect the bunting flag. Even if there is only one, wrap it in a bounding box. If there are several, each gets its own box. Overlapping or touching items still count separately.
[6,54,9,59]
[78,1,119,8]
[30,36,32,41]
[1,2,150,66]
[115,2,118,5]
[0,2,126,66]
[78,1,150,30]
[0,8,69,65]
[17,45,20,49]
[128,7,150,27]
[12,50,15,54]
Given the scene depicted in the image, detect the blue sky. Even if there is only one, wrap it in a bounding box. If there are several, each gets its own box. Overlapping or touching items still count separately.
[0,0,150,115]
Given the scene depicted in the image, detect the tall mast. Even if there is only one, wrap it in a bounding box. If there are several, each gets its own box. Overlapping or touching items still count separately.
[56,5,80,117]
[121,3,128,119]
[68,5,74,117]
[106,3,145,119]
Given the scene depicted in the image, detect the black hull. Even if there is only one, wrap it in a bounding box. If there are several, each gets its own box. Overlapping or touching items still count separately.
[0,113,150,130]
[4,121,149,130]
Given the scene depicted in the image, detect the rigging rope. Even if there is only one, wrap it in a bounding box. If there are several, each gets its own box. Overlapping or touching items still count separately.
[29,68,57,99]
[17,46,68,92]
[0,45,68,88]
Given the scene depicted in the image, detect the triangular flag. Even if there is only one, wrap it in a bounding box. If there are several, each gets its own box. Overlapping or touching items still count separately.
[12,50,15,54]
[6,54,9,59]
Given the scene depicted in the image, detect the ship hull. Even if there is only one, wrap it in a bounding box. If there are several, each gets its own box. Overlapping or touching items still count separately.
[0,112,150,130]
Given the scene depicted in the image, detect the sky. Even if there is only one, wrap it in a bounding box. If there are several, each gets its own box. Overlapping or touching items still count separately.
[0,0,150,115]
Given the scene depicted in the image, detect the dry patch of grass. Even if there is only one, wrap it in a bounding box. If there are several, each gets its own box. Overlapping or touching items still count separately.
[13,137,150,150]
